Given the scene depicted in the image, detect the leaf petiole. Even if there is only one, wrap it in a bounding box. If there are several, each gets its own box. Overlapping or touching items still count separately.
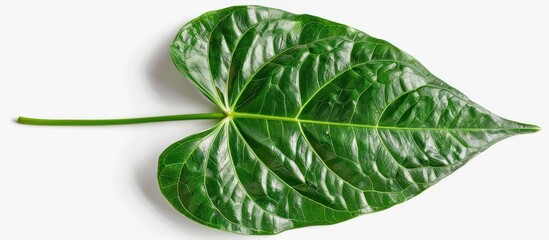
[17,112,226,126]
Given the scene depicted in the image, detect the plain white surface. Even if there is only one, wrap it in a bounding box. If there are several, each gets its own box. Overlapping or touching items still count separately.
[1,0,548,239]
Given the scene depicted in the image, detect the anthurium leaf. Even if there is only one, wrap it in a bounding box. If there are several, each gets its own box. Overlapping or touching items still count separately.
[160,5,539,234]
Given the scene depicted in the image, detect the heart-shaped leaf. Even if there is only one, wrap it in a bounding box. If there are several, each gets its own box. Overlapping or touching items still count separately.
[159,5,539,234]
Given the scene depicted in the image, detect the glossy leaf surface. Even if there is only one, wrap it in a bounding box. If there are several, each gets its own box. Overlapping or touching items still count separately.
[159,5,539,234]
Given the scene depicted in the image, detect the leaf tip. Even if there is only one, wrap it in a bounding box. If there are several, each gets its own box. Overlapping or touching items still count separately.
[516,122,541,134]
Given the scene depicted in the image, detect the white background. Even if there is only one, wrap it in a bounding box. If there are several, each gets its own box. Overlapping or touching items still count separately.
[1,0,548,239]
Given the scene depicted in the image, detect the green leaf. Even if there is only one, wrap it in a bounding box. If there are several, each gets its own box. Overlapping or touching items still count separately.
[160,5,539,234]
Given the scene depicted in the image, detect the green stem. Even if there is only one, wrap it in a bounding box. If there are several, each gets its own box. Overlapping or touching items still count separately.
[17,113,226,126]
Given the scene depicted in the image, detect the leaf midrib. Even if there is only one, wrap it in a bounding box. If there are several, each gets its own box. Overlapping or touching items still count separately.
[230,112,538,132]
